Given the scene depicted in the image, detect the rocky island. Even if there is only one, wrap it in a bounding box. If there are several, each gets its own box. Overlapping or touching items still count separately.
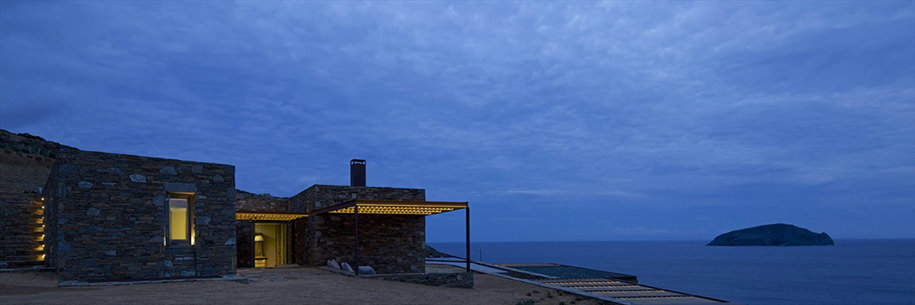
[708,223,834,246]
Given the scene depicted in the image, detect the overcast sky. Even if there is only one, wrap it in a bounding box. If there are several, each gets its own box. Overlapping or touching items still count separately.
[2,1,913,242]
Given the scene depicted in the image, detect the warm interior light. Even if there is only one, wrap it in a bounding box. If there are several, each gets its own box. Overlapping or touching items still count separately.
[169,198,188,241]
[254,233,265,264]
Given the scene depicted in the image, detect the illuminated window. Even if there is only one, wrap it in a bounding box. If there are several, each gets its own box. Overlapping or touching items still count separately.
[167,193,194,246]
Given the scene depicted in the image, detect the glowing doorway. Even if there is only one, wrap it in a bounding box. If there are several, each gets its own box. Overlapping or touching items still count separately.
[254,223,288,268]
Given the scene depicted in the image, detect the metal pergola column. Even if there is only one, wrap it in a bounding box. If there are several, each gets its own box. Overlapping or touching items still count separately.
[354,204,360,276]
[466,206,470,273]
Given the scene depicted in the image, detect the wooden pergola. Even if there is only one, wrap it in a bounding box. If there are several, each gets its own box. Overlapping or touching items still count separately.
[236,211,308,221]
[314,200,470,275]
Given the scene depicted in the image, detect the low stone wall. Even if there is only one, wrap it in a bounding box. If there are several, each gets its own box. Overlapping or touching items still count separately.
[367,272,473,288]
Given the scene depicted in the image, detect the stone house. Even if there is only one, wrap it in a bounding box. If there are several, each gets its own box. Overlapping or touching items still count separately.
[1,129,469,284]
[236,160,469,275]
[42,148,238,283]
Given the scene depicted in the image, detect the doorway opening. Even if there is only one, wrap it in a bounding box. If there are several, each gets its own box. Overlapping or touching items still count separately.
[254,222,288,268]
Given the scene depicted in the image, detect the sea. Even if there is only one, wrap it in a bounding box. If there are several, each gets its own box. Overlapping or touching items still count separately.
[429,239,915,305]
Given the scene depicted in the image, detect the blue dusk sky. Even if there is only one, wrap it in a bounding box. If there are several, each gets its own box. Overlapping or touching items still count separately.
[1,1,913,242]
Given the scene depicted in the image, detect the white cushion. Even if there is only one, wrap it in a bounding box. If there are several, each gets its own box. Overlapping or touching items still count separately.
[341,262,354,273]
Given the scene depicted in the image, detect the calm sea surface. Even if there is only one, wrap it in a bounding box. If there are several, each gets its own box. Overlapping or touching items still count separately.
[430,240,915,305]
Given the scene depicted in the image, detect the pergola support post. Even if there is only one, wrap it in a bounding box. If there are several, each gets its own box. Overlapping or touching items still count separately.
[354,204,360,276]
[466,206,471,273]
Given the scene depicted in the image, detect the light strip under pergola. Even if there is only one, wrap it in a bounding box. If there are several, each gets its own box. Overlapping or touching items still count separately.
[325,200,468,216]
[236,211,308,221]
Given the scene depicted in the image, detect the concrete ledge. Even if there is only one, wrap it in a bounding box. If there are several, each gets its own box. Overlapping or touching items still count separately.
[367,272,474,289]
[59,274,247,287]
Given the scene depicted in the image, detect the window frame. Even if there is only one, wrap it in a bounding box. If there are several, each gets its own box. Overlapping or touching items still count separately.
[166,192,195,247]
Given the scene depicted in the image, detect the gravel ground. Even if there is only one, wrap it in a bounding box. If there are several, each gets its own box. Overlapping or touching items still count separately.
[0,266,603,305]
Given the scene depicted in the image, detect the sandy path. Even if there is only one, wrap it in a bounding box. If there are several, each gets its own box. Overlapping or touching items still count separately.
[0,267,603,305]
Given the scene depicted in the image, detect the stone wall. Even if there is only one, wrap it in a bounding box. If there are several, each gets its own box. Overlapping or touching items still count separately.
[42,148,237,282]
[236,220,254,268]
[289,185,428,273]
[235,190,289,212]
[290,185,425,212]
[305,214,425,274]
[0,129,66,265]
[0,191,44,265]
[293,217,308,265]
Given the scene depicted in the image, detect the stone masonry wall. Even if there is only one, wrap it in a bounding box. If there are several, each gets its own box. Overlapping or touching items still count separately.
[0,129,66,265]
[290,185,425,212]
[42,148,236,282]
[289,185,427,273]
[236,220,254,268]
[235,190,289,212]
[307,214,425,274]
[0,191,44,264]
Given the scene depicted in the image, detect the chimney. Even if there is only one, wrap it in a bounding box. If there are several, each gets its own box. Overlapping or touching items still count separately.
[350,159,366,186]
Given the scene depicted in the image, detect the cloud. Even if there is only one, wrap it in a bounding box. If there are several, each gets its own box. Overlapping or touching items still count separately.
[1,1,913,239]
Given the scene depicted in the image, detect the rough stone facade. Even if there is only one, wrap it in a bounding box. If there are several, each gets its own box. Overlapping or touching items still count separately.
[235,190,290,212]
[4,128,463,284]
[291,185,425,212]
[305,214,425,274]
[0,130,66,266]
[290,185,427,274]
[236,220,254,268]
[0,191,44,265]
[42,148,237,282]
